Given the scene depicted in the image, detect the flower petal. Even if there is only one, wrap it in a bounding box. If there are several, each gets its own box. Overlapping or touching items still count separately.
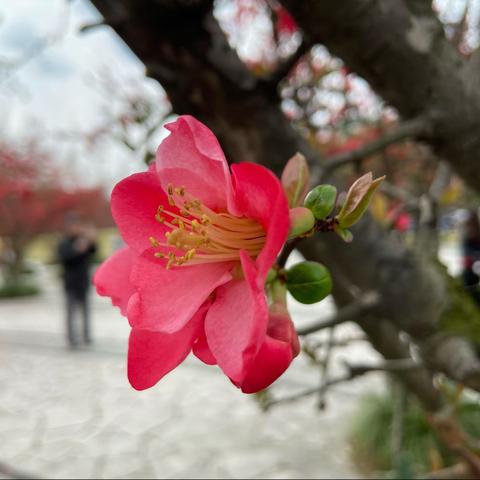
[239,336,293,394]
[127,302,207,391]
[128,251,233,333]
[192,327,217,366]
[93,247,135,316]
[156,115,234,211]
[205,251,268,383]
[111,170,171,254]
[231,162,289,279]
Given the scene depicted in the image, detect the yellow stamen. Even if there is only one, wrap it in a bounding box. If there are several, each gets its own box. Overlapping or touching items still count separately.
[149,185,266,268]
[149,236,160,247]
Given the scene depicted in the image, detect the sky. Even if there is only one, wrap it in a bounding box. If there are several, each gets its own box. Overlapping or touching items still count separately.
[0,0,170,190]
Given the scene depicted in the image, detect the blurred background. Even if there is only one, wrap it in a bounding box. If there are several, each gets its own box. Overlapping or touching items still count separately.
[2,0,480,478]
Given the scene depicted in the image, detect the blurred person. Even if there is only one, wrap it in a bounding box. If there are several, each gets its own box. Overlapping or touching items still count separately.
[461,208,480,306]
[57,212,97,347]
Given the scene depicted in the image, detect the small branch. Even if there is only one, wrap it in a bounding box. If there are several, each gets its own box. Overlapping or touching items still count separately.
[296,290,380,336]
[307,334,367,349]
[265,358,422,409]
[323,117,430,172]
[317,326,336,409]
[276,237,302,267]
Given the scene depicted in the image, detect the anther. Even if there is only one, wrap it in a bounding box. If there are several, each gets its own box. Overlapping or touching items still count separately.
[167,184,174,195]
[154,252,165,258]
[149,236,160,247]
[191,219,200,231]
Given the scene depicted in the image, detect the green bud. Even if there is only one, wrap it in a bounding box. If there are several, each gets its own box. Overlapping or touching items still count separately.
[334,225,353,243]
[281,153,310,208]
[304,184,337,220]
[288,207,315,239]
[286,261,332,304]
[337,172,385,228]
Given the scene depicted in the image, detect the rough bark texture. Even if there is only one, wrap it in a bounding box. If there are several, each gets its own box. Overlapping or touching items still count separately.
[88,0,480,412]
[281,0,480,192]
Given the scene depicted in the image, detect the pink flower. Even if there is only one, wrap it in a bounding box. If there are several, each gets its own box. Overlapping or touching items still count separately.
[94,115,296,392]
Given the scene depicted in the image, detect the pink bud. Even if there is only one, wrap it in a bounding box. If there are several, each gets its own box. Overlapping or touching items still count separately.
[289,206,315,239]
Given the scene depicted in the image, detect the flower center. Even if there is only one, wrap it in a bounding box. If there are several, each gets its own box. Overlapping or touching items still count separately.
[149,184,265,269]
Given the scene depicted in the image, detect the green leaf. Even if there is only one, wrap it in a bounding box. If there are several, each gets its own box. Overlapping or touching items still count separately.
[286,261,332,304]
[304,184,337,220]
[337,173,385,228]
[281,153,310,208]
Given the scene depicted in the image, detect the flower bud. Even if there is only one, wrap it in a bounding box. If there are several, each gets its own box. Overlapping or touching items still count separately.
[286,261,332,304]
[281,153,310,208]
[304,184,337,220]
[288,207,315,239]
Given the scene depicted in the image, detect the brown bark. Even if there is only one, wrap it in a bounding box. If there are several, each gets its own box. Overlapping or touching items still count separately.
[280,0,480,192]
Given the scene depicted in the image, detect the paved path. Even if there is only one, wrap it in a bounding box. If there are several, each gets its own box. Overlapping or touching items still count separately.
[0,258,386,479]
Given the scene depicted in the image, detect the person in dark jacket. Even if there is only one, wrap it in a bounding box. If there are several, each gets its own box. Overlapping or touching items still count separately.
[57,213,97,347]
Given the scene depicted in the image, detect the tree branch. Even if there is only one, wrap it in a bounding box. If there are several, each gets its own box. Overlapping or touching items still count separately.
[296,290,380,336]
[264,358,422,409]
[280,0,480,192]
[322,117,430,172]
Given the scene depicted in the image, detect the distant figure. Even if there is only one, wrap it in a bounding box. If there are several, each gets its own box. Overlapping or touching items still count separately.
[462,209,480,306]
[57,213,97,347]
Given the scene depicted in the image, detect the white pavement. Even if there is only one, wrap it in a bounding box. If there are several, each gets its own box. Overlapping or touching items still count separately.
[0,258,387,479]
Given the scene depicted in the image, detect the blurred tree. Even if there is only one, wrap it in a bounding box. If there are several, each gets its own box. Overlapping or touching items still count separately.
[0,142,112,285]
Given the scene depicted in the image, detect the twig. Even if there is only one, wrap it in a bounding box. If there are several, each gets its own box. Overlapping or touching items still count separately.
[276,237,302,267]
[317,326,335,409]
[322,117,430,172]
[296,290,380,336]
[265,358,422,409]
[307,334,367,350]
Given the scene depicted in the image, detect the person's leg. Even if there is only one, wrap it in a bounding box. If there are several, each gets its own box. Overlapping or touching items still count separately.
[66,290,79,347]
[80,291,92,344]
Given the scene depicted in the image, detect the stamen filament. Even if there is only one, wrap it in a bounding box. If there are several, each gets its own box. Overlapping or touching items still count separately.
[151,185,267,268]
